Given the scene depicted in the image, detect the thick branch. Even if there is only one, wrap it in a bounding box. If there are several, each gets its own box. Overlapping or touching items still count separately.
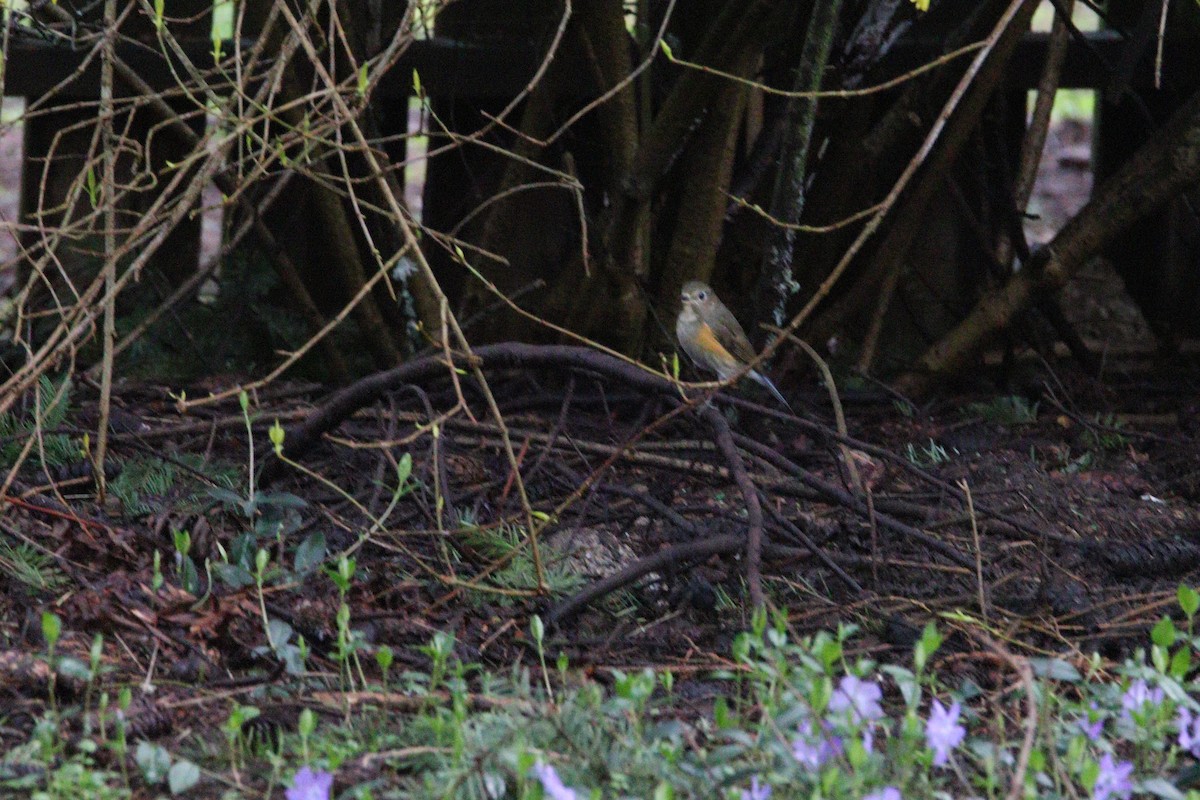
[757,0,844,324]
[895,86,1200,396]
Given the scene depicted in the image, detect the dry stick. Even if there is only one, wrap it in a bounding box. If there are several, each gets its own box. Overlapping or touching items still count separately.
[0,376,73,505]
[765,501,865,595]
[663,39,989,101]
[284,342,972,566]
[765,324,878,576]
[546,534,743,626]
[270,343,780,605]
[729,432,974,569]
[546,533,821,627]
[1018,1,1075,207]
[94,0,118,501]
[0,0,10,102]
[960,479,989,626]
[970,630,1037,800]
[1154,0,1169,90]
[2,131,221,416]
[700,404,766,610]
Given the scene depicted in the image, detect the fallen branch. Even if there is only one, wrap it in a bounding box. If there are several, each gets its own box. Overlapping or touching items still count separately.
[700,404,766,609]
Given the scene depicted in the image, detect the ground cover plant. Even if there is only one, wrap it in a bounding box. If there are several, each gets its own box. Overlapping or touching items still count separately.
[11,596,1200,799]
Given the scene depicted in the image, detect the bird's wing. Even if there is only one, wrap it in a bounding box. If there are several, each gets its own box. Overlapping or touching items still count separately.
[707,305,758,365]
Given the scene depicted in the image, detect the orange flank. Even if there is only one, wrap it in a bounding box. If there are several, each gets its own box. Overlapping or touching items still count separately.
[696,323,738,372]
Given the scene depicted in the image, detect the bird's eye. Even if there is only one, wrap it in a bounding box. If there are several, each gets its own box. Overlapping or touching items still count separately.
[696,290,707,301]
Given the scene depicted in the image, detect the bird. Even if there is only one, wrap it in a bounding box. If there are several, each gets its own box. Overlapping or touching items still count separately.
[675,280,792,412]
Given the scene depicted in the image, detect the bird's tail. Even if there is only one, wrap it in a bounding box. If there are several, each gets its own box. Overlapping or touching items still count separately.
[750,370,793,413]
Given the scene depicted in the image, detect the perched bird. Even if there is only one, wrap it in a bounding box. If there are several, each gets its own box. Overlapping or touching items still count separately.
[675,280,791,411]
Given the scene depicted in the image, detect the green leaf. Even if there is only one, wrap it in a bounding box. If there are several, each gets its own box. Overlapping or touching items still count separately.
[294,531,327,574]
[1153,616,1179,648]
[268,419,285,452]
[1180,584,1200,619]
[211,562,254,589]
[653,781,674,800]
[412,68,422,97]
[168,760,201,795]
[41,612,61,648]
[357,64,369,97]
[713,696,731,728]
[658,39,674,59]
[207,486,244,507]
[915,621,943,671]
[1171,646,1193,679]
[135,741,172,784]
[153,0,164,30]
[267,618,293,648]
[396,452,412,489]
[56,656,92,681]
[1080,758,1100,793]
[1027,657,1082,682]
[255,491,308,509]
[85,166,99,208]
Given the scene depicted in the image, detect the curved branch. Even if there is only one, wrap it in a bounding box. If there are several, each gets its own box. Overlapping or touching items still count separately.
[264,344,681,480]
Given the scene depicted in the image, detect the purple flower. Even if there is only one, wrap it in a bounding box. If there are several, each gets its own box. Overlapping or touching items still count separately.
[1092,754,1133,800]
[1120,679,1164,720]
[286,767,333,800]
[1077,704,1104,739]
[1078,716,1104,739]
[532,762,578,800]
[741,776,772,800]
[829,675,884,724]
[862,787,901,800]
[1179,707,1200,757]
[862,727,874,754]
[791,719,842,769]
[925,699,966,767]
